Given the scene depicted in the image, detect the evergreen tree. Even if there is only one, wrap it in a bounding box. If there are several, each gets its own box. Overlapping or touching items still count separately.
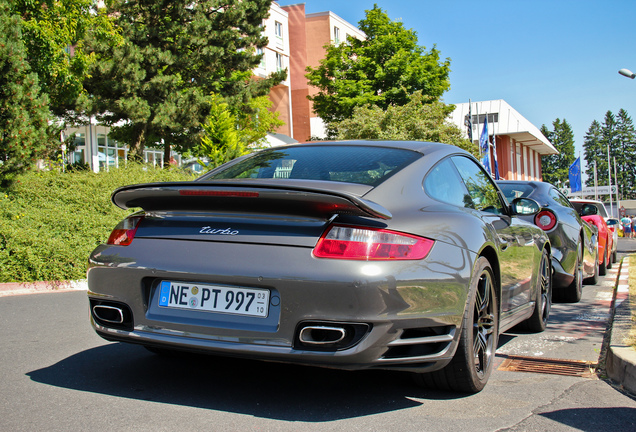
[83,0,286,162]
[305,5,450,137]
[540,119,576,186]
[583,120,603,187]
[583,110,636,199]
[614,109,636,198]
[0,5,51,187]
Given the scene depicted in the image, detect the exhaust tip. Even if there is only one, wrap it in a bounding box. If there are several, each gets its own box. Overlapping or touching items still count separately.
[299,326,347,345]
[92,305,125,324]
[294,321,371,351]
[89,299,133,331]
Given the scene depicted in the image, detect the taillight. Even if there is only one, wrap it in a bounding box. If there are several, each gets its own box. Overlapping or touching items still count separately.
[313,225,434,260]
[107,215,144,246]
[534,210,557,231]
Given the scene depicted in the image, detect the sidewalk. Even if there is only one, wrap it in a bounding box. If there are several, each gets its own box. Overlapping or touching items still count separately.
[606,238,636,395]
[0,280,87,297]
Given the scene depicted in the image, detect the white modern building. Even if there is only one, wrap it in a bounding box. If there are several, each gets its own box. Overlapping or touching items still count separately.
[450,100,558,181]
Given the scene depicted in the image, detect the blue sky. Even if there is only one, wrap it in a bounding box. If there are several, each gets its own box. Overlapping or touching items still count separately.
[276,0,636,161]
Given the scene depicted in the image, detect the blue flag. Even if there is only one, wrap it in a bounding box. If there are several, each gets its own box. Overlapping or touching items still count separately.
[569,157,582,192]
[492,135,500,180]
[480,116,490,172]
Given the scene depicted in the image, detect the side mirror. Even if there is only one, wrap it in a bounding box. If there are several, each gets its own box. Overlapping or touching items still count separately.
[511,197,540,216]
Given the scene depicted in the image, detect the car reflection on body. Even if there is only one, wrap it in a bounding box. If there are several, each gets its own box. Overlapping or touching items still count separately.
[606,218,619,261]
[570,199,615,276]
[496,180,597,302]
[88,141,551,393]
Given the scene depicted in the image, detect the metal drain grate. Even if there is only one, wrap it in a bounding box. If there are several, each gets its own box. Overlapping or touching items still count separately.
[498,355,597,378]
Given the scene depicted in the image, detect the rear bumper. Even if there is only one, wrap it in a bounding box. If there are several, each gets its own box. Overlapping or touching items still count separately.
[88,238,474,373]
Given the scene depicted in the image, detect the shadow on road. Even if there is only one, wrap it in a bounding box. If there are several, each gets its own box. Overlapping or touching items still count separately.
[27,342,466,421]
[537,407,636,431]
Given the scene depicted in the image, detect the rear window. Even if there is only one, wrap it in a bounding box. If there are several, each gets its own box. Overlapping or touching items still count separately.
[201,145,421,186]
[498,183,535,202]
[571,201,609,218]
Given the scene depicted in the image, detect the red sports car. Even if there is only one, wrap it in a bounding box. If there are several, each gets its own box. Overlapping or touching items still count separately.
[571,200,613,278]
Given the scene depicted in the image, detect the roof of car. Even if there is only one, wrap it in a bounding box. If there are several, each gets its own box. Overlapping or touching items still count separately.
[569,198,605,204]
[295,140,467,155]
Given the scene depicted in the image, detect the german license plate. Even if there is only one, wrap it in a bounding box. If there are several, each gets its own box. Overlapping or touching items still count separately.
[158,281,269,318]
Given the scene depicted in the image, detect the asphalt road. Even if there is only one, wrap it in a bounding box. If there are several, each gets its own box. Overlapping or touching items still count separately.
[1,262,636,431]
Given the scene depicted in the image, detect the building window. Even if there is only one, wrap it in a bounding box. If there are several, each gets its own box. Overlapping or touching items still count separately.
[529,148,535,180]
[516,143,522,180]
[275,52,284,71]
[256,47,265,68]
[334,26,341,45]
[275,21,283,40]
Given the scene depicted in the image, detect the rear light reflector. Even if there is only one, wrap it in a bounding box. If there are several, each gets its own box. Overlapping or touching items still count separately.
[314,226,434,260]
[534,210,557,231]
[107,215,144,246]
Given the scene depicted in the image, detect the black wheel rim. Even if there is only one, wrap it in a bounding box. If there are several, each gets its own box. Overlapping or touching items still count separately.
[473,270,495,378]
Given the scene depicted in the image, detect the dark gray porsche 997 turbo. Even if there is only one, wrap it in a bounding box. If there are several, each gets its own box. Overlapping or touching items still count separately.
[88,141,551,393]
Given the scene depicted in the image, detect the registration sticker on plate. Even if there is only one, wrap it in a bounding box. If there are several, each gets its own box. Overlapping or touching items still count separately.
[158,281,269,318]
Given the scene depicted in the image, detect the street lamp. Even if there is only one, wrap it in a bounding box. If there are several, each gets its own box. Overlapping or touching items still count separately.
[619,68,636,79]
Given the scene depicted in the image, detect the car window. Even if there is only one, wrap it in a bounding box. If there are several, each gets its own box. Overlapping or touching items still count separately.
[424,158,472,207]
[549,188,573,208]
[498,183,534,202]
[451,156,505,214]
[201,145,421,187]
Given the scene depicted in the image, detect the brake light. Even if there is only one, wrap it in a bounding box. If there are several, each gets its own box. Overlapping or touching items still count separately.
[179,190,259,198]
[313,226,434,260]
[107,215,144,246]
[534,210,557,231]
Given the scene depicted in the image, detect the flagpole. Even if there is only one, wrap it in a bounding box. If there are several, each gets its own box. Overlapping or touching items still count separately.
[475,102,481,158]
[492,116,499,179]
[594,160,598,201]
[614,156,620,218]
[608,144,613,217]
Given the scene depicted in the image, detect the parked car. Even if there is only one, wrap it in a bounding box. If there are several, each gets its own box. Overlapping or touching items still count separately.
[605,218,619,262]
[570,199,614,275]
[497,180,598,302]
[88,141,552,394]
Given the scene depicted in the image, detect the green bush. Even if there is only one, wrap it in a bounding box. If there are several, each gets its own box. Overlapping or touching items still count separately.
[0,164,195,282]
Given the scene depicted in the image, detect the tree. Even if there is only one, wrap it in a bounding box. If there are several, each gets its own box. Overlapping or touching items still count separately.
[11,0,117,118]
[583,110,636,199]
[582,120,603,188]
[0,4,52,186]
[305,4,450,136]
[334,91,475,154]
[83,0,286,162]
[540,118,576,186]
[195,93,284,169]
[197,94,244,168]
[614,109,636,198]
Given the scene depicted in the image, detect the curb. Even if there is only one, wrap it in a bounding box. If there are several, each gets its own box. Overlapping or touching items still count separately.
[606,256,636,395]
[0,280,87,297]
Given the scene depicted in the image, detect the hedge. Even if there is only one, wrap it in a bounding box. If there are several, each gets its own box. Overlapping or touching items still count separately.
[0,165,195,282]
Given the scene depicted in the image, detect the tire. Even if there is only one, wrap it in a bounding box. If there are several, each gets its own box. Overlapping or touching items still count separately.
[606,238,613,270]
[599,251,607,276]
[414,257,498,393]
[612,250,617,264]
[584,256,599,286]
[564,244,583,302]
[521,248,552,333]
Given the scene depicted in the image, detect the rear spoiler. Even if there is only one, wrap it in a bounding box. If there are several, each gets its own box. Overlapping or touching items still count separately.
[112,182,392,220]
